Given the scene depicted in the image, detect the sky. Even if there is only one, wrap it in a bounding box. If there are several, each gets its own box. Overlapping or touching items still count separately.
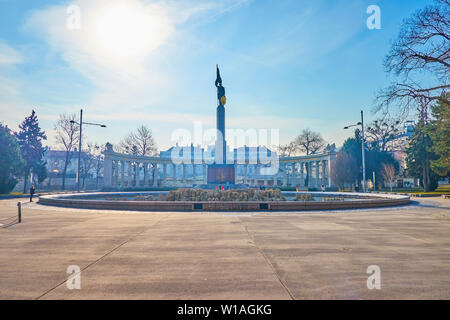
[0,0,433,152]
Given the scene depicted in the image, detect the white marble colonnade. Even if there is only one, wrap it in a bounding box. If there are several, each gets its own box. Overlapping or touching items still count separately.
[103,147,336,189]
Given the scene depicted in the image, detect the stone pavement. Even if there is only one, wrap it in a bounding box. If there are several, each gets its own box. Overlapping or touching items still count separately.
[0,197,449,299]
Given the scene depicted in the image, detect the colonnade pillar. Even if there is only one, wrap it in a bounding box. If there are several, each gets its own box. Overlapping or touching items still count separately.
[291,163,296,186]
[305,162,309,187]
[322,160,327,186]
[163,163,167,181]
[244,164,248,184]
[126,162,131,186]
[135,162,139,186]
[315,161,320,187]
[121,160,125,187]
[203,164,207,184]
[263,165,268,186]
[112,160,117,186]
[153,163,158,187]
[143,163,148,186]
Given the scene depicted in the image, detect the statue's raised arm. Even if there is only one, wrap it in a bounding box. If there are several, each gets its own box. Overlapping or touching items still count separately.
[215,64,226,105]
[215,64,222,87]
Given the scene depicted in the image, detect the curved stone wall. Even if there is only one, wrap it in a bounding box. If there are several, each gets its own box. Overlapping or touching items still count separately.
[38,192,410,212]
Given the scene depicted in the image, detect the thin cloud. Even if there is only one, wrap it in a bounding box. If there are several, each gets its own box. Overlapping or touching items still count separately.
[0,40,23,65]
[23,0,248,112]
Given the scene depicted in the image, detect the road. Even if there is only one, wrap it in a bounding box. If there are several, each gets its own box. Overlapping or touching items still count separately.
[0,197,449,299]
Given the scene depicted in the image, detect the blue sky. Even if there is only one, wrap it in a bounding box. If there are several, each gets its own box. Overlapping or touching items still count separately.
[0,0,432,151]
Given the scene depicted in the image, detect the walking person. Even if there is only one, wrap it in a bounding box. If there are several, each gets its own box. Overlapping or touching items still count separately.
[29,185,36,202]
[321,184,325,192]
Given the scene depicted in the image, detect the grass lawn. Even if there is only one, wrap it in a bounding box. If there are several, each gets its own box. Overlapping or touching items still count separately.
[377,185,450,195]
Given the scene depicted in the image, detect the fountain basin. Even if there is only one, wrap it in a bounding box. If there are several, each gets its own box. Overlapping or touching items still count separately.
[38,191,410,211]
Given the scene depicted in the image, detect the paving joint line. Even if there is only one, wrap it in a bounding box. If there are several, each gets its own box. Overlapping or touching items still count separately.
[239,218,295,300]
[35,214,170,300]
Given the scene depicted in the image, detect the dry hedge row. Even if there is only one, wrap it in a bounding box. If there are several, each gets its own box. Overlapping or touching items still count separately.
[134,188,288,201]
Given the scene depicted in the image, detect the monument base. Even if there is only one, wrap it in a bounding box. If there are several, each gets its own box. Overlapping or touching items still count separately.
[207,164,235,184]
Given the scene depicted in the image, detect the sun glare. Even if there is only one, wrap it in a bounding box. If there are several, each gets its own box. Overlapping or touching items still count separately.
[96,5,163,58]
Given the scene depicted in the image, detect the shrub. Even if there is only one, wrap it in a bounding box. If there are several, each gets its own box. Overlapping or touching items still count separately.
[134,195,154,201]
[151,188,286,201]
[322,197,344,201]
[293,193,314,201]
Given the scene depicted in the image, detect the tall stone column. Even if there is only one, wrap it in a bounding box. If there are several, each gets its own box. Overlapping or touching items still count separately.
[298,162,303,186]
[135,162,139,186]
[114,160,119,186]
[143,163,148,186]
[315,161,320,188]
[291,163,296,186]
[300,162,304,186]
[327,155,333,187]
[307,162,312,188]
[192,164,196,181]
[203,164,207,184]
[322,160,327,186]
[263,165,268,187]
[244,164,248,184]
[173,163,177,181]
[182,164,186,183]
[127,161,132,187]
[153,163,158,187]
[282,163,287,186]
[215,65,226,165]
[163,163,167,181]
[120,160,125,187]
[104,156,113,187]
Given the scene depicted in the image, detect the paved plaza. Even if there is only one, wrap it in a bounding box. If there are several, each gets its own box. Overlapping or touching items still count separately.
[0,197,449,299]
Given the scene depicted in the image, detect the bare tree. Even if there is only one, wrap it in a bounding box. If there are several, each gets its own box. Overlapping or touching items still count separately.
[293,129,325,155]
[324,143,337,153]
[80,142,98,188]
[365,119,403,152]
[93,145,105,189]
[54,113,79,190]
[376,0,449,117]
[117,125,157,156]
[381,163,397,191]
[330,151,359,190]
[278,142,297,157]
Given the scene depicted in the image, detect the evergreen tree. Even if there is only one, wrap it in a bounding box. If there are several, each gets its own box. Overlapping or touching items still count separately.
[32,160,48,186]
[341,129,399,189]
[405,121,440,191]
[426,98,449,178]
[0,124,24,193]
[341,130,363,187]
[15,110,47,193]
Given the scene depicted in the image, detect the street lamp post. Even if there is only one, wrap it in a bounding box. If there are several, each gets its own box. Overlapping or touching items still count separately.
[360,110,366,193]
[77,109,83,193]
[344,110,366,193]
[71,109,106,192]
